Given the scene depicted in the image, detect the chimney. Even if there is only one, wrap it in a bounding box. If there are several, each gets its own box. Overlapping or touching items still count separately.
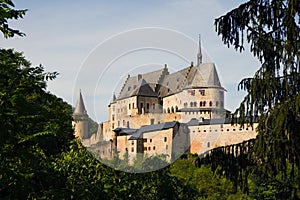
[137,74,142,81]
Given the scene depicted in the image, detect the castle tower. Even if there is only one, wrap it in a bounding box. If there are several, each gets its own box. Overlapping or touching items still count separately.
[73,90,89,139]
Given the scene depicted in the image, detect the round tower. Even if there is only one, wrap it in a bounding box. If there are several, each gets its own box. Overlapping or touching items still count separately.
[73,90,89,139]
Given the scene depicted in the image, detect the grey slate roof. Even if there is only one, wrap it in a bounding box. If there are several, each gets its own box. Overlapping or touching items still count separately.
[73,91,87,116]
[158,66,193,97]
[197,63,221,87]
[113,128,137,135]
[116,62,221,100]
[158,63,221,97]
[132,79,158,97]
[117,68,167,100]
[129,121,178,140]
[187,118,230,126]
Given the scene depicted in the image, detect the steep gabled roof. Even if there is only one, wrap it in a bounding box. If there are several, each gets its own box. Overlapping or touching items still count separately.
[198,63,221,87]
[117,68,167,100]
[158,66,193,97]
[186,67,206,88]
[132,79,158,97]
[116,62,222,100]
[73,91,87,116]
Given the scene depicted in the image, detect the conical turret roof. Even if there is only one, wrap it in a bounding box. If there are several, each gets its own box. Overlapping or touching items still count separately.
[73,90,87,116]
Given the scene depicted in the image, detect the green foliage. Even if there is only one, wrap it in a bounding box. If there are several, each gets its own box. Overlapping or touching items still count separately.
[170,155,245,200]
[3,0,299,199]
[0,0,27,38]
[0,48,74,198]
[88,116,98,136]
[205,0,300,198]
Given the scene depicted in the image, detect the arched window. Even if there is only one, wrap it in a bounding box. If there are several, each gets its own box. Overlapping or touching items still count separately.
[167,108,170,113]
[209,101,213,107]
[194,102,197,107]
[190,102,193,107]
[203,101,206,107]
[200,101,203,107]
[171,107,174,113]
[175,106,178,112]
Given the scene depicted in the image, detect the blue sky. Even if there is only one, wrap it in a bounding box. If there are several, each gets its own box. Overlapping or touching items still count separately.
[2,0,260,122]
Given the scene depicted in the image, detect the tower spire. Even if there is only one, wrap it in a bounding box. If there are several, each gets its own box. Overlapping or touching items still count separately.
[73,90,87,116]
[197,34,202,66]
[72,90,89,139]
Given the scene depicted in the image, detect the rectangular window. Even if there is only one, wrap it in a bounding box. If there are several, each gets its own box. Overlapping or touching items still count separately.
[150,118,155,125]
[164,137,167,142]
[143,139,147,143]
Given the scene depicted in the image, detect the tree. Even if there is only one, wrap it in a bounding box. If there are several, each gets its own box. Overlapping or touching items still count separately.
[214,0,300,198]
[0,0,27,38]
[0,48,76,198]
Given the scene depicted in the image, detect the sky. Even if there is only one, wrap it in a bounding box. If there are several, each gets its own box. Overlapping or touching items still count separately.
[2,0,260,122]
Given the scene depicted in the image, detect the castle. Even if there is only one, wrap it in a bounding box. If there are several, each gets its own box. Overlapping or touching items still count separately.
[73,38,257,163]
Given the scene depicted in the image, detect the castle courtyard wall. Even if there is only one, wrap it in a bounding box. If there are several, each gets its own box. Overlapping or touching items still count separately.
[189,123,258,155]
